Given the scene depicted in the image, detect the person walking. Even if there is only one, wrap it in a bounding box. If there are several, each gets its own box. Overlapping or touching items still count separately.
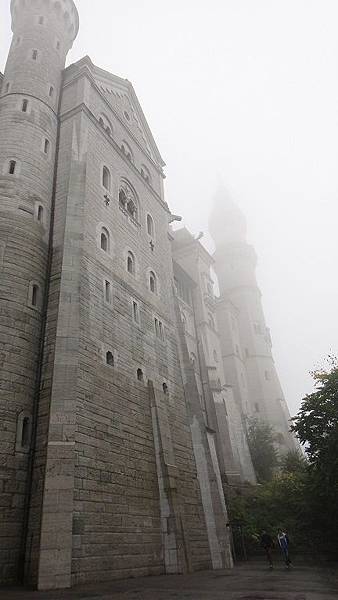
[260,530,274,569]
[277,529,292,567]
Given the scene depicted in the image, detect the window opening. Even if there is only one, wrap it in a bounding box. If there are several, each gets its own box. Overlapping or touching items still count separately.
[137,368,144,382]
[133,301,140,323]
[100,228,109,252]
[21,417,30,447]
[32,49,38,60]
[37,205,43,222]
[49,86,54,97]
[163,383,168,395]
[8,160,16,175]
[22,99,28,112]
[31,284,39,307]
[147,214,154,237]
[44,139,50,154]
[102,166,111,190]
[38,16,44,24]
[149,271,156,293]
[105,280,111,304]
[127,251,135,275]
[106,351,114,366]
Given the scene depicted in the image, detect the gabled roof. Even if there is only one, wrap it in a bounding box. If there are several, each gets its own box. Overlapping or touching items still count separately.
[64,56,165,169]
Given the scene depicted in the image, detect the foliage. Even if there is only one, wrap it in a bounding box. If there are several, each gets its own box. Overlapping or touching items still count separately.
[247,418,279,483]
[229,358,338,559]
[280,449,307,474]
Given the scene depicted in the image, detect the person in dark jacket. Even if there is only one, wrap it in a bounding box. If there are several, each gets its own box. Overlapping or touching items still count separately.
[260,530,274,568]
[277,529,292,567]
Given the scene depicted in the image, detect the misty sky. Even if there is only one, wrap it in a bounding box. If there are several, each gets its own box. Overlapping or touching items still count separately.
[1,0,337,415]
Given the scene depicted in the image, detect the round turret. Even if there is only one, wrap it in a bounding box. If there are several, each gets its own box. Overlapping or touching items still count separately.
[209,186,247,247]
[0,0,78,582]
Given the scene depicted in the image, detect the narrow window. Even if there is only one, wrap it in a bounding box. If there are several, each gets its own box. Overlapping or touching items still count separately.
[147,214,154,237]
[37,205,43,222]
[149,271,156,294]
[154,318,159,337]
[31,284,39,307]
[99,117,104,126]
[8,160,16,175]
[44,139,50,154]
[137,368,144,382]
[38,16,44,24]
[106,351,114,366]
[56,40,60,50]
[213,350,218,363]
[133,301,140,323]
[49,86,54,97]
[208,313,215,329]
[22,99,28,112]
[163,383,168,395]
[159,321,164,341]
[21,417,30,447]
[255,403,260,413]
[104,280,111,304]
[127,251,135,275]
[102,166,110,190]
[16,37,21,46]
[100,228,109,252]
[32,50,38,61]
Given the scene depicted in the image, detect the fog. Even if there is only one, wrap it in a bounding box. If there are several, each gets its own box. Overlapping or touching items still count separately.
[1,0,337,415]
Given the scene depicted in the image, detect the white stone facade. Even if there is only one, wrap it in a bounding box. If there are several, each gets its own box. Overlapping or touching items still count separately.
[0,0,296,590]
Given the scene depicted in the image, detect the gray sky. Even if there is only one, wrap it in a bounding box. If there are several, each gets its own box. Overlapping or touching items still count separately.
[1,0,337,415]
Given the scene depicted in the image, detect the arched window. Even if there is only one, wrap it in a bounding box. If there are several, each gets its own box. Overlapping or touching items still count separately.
[190,352,197,368]
[100,227,109,252]
[44,139,50,154]
[102,166,111,191]
[49,85,54,97]
[147,214,154,237]
[32,49,38,60]
[149,271,157,294]
[213,350,219,363]
[119,181,138,222]
[137,368,144,382]
[22,99,28,112]
[106,351,114,366]
[163,383,168,395]
[127,251,135,275]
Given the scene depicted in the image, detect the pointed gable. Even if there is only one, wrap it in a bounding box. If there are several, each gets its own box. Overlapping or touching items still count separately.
[91,64,165,168]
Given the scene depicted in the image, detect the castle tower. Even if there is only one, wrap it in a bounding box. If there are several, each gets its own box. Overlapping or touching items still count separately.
[209,188,298,454]
[0,0,78,584]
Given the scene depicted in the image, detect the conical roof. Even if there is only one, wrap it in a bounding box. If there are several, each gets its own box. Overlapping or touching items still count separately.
[208,186,247,247]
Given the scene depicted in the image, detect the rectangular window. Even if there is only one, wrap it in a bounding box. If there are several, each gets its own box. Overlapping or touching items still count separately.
[22,99,28,112]
[132,301,140,323]
[155,317,164,340]
[104,280,111,304]
[38,16,44,24]
[32,50,38,60]
[44,139,50,154]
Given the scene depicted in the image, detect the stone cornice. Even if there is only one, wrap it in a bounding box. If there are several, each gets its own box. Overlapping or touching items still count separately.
[59,102,170,214]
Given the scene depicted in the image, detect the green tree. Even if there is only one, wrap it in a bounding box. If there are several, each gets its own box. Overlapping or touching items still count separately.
[247,418,279,482]
[291,356,338,553]
[280,450,307,475]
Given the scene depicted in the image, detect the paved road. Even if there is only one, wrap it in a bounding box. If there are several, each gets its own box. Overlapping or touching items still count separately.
[2,561,338,599]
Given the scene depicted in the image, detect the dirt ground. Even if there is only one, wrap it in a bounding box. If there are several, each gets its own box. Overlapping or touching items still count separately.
[2,560,338,600]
